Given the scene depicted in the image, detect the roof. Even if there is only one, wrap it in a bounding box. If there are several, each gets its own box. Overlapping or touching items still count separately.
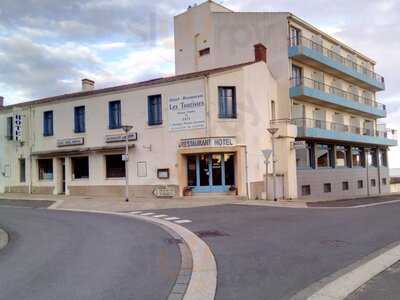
[1,61,256,110]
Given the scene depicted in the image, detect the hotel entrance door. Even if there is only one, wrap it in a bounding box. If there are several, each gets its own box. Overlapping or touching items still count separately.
[187,153,235,192]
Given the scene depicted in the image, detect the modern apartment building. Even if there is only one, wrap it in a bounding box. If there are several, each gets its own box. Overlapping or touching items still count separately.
[0,1,396,200]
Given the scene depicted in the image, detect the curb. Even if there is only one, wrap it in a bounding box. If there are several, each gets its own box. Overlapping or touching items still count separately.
[55,209,217,300]
[0,228,9,251]
[290,241,400,300]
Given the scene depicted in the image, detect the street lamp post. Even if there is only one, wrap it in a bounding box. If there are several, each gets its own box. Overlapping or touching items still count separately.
[267,127,279,201]
[122,125,133,202]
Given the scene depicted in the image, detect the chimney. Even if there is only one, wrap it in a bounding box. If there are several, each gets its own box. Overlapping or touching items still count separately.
[254,43,267,63]
[81,78,95,91]
[0,96,3,107]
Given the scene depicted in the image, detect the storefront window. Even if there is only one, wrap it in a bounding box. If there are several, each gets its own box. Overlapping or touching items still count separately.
[368,148,378,167]
[187,156,197,186]
[105,154,125,178]
[335,145,348,167]
[72,156,89,179]
[379,149,388,167]
[296,145,311,169]
[38,159,53,180]
[352,147,364,167]
[316,144,331,168]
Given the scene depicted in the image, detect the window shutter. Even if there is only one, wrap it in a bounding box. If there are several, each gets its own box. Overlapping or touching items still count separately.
[157,96,162,123]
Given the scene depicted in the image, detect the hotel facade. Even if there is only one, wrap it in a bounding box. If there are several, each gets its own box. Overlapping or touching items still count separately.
[0,1,397,200]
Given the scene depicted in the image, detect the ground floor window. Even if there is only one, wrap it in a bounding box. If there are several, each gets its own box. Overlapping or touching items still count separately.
[335,145,349,167]
[323,183,331,193]
[342,181,349,190]
[358,180,363,189]
[19,158,26,183]
[368,148,378,167]
[316,144,332,168]
[379,149,388,167]
[301,185,311,196]
[296,142,313,169]
[352,147,364,167]
[71,156,89,179]
[105,154,125,178]
[38,159,53,180]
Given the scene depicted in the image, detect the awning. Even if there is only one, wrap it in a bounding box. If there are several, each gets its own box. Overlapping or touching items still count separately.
[31,144,135,157]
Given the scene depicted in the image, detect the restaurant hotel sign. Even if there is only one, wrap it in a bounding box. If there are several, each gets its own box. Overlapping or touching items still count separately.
[179,137,237,148]
[168,94,206,131]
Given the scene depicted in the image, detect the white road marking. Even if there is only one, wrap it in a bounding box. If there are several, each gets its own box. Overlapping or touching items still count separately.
[165,217,180,221]
[129,211,143,214]
[153,214,168,218]
[140,212,155,216]
[174,219,192,224]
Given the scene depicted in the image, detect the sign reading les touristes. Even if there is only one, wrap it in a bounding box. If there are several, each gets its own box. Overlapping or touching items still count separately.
[168,94,206,131]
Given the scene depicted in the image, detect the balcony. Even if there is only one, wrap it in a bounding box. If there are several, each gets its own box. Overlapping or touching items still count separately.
[292,118,397,146]
[288,36,385,91]
[290,77,386,118]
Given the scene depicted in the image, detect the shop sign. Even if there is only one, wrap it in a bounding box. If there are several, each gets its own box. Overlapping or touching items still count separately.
[293,141,306,150]
[179,137,236,148]
[153,186,176,198]
[57,137,84,147]
[105,132,137,143]
[168,94,206,131]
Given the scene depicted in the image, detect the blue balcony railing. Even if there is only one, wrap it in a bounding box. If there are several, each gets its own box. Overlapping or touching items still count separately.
[290,77,386,117]
[291,118,397,146]
[288,36,385,90]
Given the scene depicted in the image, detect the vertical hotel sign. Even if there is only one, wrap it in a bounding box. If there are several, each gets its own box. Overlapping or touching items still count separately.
[168,94,206,131]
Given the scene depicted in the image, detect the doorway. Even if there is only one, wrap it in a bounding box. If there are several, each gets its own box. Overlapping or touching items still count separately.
[187,153,235,192]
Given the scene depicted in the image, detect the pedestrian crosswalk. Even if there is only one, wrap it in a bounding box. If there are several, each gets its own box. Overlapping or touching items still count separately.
[129,211,192,225]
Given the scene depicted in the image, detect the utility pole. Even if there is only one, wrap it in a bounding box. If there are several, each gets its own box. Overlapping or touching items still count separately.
[267,128,279,201]
[122,125,133,202]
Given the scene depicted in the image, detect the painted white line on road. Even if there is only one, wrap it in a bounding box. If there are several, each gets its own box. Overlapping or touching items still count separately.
[0,228,8,250]
[48,199,65,210]
[291,241,400,300]
[140,212,155,216]
[175,220,192,224]
[153,214,168,218]
[165,217,180,221]
[129,211,143,214]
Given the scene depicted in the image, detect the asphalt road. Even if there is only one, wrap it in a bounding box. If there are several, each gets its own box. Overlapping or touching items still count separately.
[149,203,400,300]
[348,260,400,300]
[0,206,180,300]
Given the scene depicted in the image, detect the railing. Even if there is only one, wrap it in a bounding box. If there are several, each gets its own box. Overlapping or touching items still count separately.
[290,77,386,111]
[289,36,385,85]
[291,118,397,140]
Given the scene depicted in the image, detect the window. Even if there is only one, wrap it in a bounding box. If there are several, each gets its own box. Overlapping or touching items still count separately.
[109,101,121,129]
[335,145,348,167]
[271,100,276,120]
[148,95,162,125]
[292,65,302,86]
[379,149,388,167]
[6,116,13,140]
[289,26,301,47]
[43,111,53,136]
[368,148,378,167]
[371,179,376,187]
[224,153,235,186]
[316,144,332,168]
[199,47,210,56]
[105,154,125,178]
[38,159,53,180]
[71,156,89,179]
[358,180,363,189]
[382,178,387,185]
[19,158,26,183]
[324,183,331,193]
[301,185,311,196]
[74,106,85,133]
[296,142,313,169]
[352,147,364,167]
[218,87,236,119]
[342,181,349,191]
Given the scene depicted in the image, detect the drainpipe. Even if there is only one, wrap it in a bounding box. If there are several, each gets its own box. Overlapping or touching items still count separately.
[245,145,250,199]
[28,104,33,194]
[366,148,370,196]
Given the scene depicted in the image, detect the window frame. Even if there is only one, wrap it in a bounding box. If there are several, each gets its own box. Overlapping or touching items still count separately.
[218,86,237,119]
[38,159,53,181]
[74,106,86,133]
[71,156,89,180]
[147,94,163,126]
[6,116,13,140]
[108,100,122,130]
[105,154,125,178]
[43,110,54,137]
[19,158,26,183]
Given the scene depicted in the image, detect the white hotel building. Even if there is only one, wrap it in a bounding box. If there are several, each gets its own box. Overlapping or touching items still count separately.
[0,1,397,200]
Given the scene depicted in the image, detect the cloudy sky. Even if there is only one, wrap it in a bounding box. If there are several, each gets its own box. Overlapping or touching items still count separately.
[1,0,400,166]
